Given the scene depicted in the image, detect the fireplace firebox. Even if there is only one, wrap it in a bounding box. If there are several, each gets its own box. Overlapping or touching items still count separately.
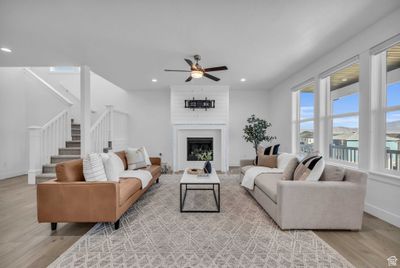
[187,137,213,161]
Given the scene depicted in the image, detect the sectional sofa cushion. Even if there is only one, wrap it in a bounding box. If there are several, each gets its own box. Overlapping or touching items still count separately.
[254,174,281,203]
[281,157,299,180]
[293,155,325,181]
[320,164,345,181]
[257,154,277,168]
[125,147,148,169]
[101,152,125,182]
[83,153,107,182]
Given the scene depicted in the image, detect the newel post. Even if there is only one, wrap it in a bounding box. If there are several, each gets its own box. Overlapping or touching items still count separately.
[28,126,42,184]
[106,105,114,149]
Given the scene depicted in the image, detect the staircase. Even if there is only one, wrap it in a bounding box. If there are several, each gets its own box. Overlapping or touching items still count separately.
[37,120,81,180]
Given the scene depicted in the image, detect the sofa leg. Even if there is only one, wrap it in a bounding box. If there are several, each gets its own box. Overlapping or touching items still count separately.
[114,220,120,230]
[156,178,159,184]
[51,222,57,231]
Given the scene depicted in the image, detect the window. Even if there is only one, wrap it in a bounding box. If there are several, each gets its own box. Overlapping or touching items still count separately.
[326,62,360,164]
[296,82,315,153]
[49,66,80,73]
[384,43,400,171]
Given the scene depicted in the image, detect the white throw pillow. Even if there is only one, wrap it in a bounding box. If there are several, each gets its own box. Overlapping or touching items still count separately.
[277,153,297,169]
[100,152,125,182]
[142,146,152,166]
[83,153,107,182]
[125,147,147,170]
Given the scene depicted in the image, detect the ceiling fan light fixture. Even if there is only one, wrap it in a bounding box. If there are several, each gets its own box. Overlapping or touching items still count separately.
[191,70,203,78]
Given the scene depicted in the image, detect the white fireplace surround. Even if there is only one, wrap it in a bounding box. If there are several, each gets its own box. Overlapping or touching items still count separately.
[172,124,229,172]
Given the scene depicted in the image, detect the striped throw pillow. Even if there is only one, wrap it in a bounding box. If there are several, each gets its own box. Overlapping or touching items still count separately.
[125,147,147,170]
[293,155,325,181]
[83,153,107,182]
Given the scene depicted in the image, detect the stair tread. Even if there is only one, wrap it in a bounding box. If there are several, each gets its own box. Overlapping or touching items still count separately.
[51,155,80,158]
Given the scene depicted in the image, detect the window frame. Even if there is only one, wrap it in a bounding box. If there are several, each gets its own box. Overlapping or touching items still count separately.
[293,80,316,154]
[324,60,361,167]
[372,46,400,175]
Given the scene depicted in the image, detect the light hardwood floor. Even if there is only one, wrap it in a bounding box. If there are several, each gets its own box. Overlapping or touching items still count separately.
[0,175,399,268]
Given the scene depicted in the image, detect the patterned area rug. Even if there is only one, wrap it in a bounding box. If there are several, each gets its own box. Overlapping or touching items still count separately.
[49,174,353,268]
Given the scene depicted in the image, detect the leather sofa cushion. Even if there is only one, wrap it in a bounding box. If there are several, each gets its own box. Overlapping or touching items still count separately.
[119,178,142,205]
[56,159,85,182]
[140,165,162,177]
[254,174,281,203]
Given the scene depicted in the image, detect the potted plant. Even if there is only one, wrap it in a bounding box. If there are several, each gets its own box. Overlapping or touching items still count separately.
[195,150,213,174]
[243,114,276,155]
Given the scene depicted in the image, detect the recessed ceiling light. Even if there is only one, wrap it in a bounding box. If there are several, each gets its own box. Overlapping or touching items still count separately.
[240,78,246,82]
[1,47,12,53]
[341,78,348,82]
[151,78,157,82]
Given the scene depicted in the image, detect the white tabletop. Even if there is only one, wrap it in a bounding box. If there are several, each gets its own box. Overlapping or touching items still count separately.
[180,168,220,184]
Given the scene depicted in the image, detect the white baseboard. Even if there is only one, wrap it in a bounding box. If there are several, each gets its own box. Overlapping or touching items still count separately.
[0,170,27,180]
[365,203,400,228]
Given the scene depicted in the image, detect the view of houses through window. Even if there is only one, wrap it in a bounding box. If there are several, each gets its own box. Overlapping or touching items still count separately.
[298,83,315,153]
[328,63,360,163]
[385,43,400,171]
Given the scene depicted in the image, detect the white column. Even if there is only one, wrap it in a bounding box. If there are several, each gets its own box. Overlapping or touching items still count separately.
[80,65,91,157]
[358,51,371,170]
[28,126,42,184]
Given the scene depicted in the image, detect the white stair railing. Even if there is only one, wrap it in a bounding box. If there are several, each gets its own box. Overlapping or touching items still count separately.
[28,109,71,184]
[90,105,113,153]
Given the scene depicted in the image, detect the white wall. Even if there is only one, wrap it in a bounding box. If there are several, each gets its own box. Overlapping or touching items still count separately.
[267,8,400,227]
[0,68,69,179]
[127,88,270,167]
[229,89,271,165]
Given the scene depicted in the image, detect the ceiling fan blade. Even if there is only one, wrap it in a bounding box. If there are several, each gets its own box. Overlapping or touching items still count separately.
[203,73,220,81]
[204,66,228,72]
[184,58,193,67]
[164,69,190,72]
[185,76,192,82]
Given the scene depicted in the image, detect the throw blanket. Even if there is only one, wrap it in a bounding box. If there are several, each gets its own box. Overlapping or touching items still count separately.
[119,170,153,188]
[241,166,283,190]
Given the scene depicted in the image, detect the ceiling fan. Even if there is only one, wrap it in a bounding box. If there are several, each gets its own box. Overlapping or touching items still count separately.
[164,55,228,82]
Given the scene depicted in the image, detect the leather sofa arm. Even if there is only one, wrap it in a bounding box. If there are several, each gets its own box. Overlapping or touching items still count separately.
[150,157,161,166]
[37,180,120,223]
[277,181,366,230]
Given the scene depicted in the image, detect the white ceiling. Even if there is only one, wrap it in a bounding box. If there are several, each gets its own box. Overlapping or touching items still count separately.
[1,0,399,91]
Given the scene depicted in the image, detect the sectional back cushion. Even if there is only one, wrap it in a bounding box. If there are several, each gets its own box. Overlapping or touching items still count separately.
[125,147,149,170]
[281,157,299,180]
[293,155,325,181]
[320,164,345,181]
[100,152,125,182]
[257,154,278,168]
[83,153,107,182]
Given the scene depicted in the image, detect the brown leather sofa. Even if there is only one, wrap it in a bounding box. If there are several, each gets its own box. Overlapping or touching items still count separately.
[37,151,161,230]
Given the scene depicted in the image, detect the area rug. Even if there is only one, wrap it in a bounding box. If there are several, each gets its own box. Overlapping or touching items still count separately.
[49,174,354,268]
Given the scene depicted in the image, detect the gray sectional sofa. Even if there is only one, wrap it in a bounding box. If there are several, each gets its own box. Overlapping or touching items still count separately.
[240,156,367,230]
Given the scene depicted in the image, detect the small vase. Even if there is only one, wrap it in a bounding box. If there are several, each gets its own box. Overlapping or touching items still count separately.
[203,161,212,174]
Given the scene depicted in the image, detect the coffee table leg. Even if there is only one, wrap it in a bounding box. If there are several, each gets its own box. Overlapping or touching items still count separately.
[180,183,182,212]
[217,183,220,212]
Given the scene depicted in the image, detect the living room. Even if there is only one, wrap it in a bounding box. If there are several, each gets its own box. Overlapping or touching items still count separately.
[1,1,400,267]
